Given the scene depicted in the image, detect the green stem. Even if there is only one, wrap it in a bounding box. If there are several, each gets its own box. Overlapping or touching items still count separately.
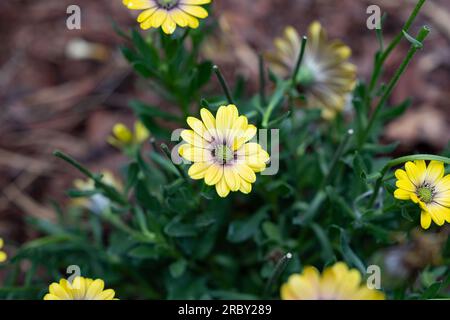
[358,26,430,148]
[368,0,426,93]
[53,150,95,179]
[291,36,308,91]
[321,129,354,189]
[213,65,234,104]
[263,252,292,298]
[160,143,189,182]
[367,154,450,208]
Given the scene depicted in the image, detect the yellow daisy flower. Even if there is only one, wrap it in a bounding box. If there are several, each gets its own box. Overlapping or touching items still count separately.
[0,238,7,263]
[179,105,270,198]
[123,0,211,34]
[44,276,118,300]
[72,171,123,213]
[267,22,357,119]
[281,262,385,300]
[394,160,450,229]
[107,121,149,149]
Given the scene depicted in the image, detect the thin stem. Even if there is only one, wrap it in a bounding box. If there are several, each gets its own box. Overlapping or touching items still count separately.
[53,150,95,179]
[213,65,234,104]
[367,154,450,208]
[321,129,354,189]
[160,143,189,182]
[258,53,267,107]
[263,253,292,298]
[290,36,308,91]
[368,0,426,93]
[359,26,430,148]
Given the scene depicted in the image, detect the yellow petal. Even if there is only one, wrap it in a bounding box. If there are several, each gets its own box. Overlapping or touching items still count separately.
[96,289,116,300]
[150,8,168,28]
[394,188,413,200]
[180,129,209,148]
[420,211,432,229]
[43,294,62,300]
[49,283,72,300]
[179,144,212,162]
[0,251,6,262]
[405,161,425,187]
[137,7,158,23]
[169,8,188,27]
[204,164,223,186]
[123,0,155,10]
[187,116,211,141]
[235,164,256,183]
[215,177,230,198]
[188,162,211,180]
[180,0,211,4]
[224,167,240,192]
[425,161,445,184]
[161,16,177,34]
[86,279,105,300]
[179,4,209,18]
[134,121,149,143]
[239,179,252,194]
[113,124,133,144]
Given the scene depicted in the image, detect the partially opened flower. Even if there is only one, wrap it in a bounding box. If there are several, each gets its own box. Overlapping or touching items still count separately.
[44,276,118,300]
[72,171,123,214]
[179,105,270,197]
[108,121,149,149]
[123,0,211,34]
[267,22,356,119]
[281,262,385,300]
[394,160,450,229]
[0,238,7,263]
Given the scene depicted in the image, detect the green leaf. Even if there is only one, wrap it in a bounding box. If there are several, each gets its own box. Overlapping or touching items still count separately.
[169,260,188,278]
[128,245,158,259]
[227,208,268,243]
[125,162,140,192]
[421,282,442,299]
[262,221,282,244]
[130,100,180,122]
[339,229,366,274]
[165,217,198,238]
[402,30,423,48]
[66,189,99,198]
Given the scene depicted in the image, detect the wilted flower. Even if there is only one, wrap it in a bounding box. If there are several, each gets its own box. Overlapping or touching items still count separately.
[123,0,211,34]
[0,238,7,263]
[281,262,385,300]
[107,121,149,149]
[267,22,357,119]
[179,105,270,198]
[44,276,118,300]
[72,171,123,214]
[394,160,450,229]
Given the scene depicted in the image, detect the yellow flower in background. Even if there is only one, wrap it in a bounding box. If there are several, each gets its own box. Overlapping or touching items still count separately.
[123,0,211,34]
[394,160,450,229]
[72,171,123,214]
[0,238,7,263]
[281,262,385,300]
[179,105,270,198]
[267,22,357,119]
[44,276,118,300]
[108,121,149,149]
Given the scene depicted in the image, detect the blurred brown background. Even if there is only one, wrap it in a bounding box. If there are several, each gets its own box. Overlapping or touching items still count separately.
[0,0,449,244]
